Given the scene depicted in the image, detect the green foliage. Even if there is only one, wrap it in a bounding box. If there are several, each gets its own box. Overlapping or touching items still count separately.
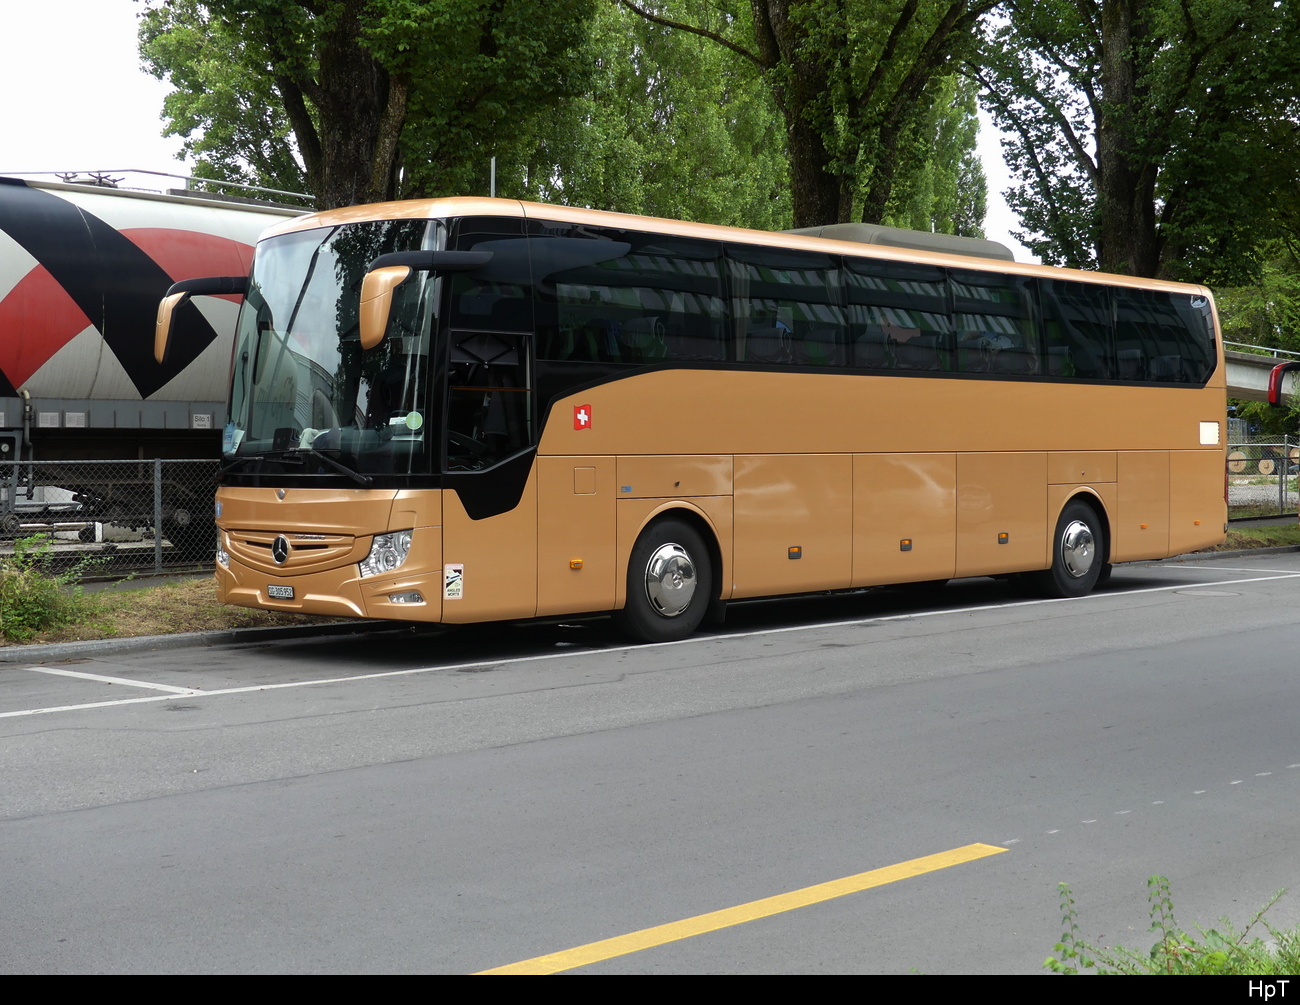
[1231,394,1300,439]
[882,74,987,238]
[140,0,308,195]
[978,0,1300,282]
[140,0,989,233]
[393,0,596,200]
[1046,876,1300,975]
[620,0,997,228]
[0,536,100,644]
[512,1,790,230]
[1217,243,1300,352]
[779,0,996,227]
[140,1,596,208]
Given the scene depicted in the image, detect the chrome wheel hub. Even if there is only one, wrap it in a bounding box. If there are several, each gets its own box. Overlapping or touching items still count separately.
[644,543,697,617]
[1060,520,1096,578]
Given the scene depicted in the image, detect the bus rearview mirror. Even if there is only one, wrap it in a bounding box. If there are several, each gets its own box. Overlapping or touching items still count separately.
[359,266,413,350]
[155,275,249,364]
[358,250,494,350]
[155,292,187,364]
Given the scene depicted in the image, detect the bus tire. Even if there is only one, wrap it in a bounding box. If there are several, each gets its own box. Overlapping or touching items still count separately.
[1034,501,1104,598]
[614,518,712,643]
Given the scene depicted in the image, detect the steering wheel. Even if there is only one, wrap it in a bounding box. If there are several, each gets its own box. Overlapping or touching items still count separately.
[448,430,489,457]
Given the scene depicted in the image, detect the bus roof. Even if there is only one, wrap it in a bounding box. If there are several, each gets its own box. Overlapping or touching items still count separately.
[784,222,1015,262]
[261,196,1209,296]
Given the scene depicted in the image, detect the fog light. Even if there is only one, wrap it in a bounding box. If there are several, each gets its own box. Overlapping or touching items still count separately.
[387,591,424,604]
[359,530,413,578]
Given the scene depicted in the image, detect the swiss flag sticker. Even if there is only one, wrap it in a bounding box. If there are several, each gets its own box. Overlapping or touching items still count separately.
[573,404,592,430]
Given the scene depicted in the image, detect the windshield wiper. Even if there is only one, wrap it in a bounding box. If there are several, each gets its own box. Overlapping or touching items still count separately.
[218,454,265,477]
[219,448,372,486]
[300,448,372,486]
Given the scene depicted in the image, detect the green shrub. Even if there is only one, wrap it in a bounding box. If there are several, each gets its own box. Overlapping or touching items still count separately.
[1046,875,1300,975]
[0,535,98,643]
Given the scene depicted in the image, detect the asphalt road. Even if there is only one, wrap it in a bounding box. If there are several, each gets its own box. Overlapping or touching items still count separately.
[3,551,1300,974]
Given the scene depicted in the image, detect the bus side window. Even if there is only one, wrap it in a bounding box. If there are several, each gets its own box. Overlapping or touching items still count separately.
[1114,291,1149,380]
[532,227,725,365]
[951,270,1039,376]
[1115,289,1214,385]
[727,245,844,367]
[1178,294,1217,384]
[845,258,949,371]
[851,313,894,369]
[1041,279,1113,380]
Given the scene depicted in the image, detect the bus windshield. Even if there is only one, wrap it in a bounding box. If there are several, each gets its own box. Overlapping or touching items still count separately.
[224,218,438,478]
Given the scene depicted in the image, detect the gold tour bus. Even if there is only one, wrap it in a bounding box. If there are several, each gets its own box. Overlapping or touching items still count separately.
[155,199,1226,642]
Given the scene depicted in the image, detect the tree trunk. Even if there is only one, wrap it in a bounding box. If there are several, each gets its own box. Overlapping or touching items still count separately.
[269,0,407,210]
[756,0,845,227]
[786,100,842,227]
[1096,0,1161,276]
[310,2,402,209]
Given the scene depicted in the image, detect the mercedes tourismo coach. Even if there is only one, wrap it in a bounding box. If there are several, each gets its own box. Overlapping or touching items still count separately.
[156,198,1227,641]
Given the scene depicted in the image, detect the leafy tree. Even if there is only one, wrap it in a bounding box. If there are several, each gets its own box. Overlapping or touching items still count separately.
[976,0,1300,282]
[140,1,308,196]
[507,0,791,230]
[140,1,595,210]
[1217,247,1300,354]
[389,1,594,199]
[882,73,987,236]
[617,0,999,229]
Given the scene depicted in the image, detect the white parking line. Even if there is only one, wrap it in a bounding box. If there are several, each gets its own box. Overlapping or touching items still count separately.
[1178,566,1300,575]
[27,666,197,694]
[3,571,1300,721]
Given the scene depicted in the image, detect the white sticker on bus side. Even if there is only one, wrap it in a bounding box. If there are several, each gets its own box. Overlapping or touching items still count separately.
[444,564,464,600]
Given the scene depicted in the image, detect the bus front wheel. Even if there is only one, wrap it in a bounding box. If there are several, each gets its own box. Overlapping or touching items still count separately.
[1034,501,1104,599]
[614,518,712,643]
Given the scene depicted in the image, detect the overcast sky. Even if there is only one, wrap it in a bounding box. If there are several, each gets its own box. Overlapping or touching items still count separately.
[0,0,1031,257]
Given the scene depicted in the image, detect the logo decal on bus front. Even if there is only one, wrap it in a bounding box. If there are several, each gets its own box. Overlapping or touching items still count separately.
[444,564,464,600]
[574,404,592,430]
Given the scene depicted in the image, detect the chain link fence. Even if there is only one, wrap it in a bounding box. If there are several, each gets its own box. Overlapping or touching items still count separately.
[1227,436,1299,519]
[0,459,219,576]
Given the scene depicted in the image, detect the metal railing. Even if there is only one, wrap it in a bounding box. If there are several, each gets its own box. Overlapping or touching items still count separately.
[1224,341,1300,360]
[0,458,219,575]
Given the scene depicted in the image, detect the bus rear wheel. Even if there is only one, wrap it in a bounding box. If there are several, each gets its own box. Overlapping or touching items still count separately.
[1034,501,1104,599]
[614,518,712,643]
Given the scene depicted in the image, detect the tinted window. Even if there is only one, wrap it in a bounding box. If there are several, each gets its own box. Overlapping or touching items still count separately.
[532,226,725,364]
[1040,280,1114,379]
[447,216,534,334]
[728,245,846,366]
[845,259,950,371]
[951,270,1038,375]
[1115,288,1215,383]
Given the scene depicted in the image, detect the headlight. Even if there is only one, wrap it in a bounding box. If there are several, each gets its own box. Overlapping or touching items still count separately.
[359,530,413,578]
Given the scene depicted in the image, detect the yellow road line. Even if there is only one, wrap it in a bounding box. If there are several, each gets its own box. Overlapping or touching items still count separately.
[477,842,1007,975]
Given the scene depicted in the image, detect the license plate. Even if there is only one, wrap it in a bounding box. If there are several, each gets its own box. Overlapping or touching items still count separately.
[267,584,294,600]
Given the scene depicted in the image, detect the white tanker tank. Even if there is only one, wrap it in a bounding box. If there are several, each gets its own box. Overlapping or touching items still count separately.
[0,172,305,545]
